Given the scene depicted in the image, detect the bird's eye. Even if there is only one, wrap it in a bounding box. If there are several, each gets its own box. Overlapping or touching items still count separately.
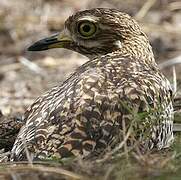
[78,21,96,38]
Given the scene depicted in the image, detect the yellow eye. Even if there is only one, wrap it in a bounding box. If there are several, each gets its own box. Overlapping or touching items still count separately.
[78,21,96,37]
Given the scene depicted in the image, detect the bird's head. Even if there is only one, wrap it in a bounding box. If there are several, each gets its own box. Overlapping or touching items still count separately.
[28,8,152,59]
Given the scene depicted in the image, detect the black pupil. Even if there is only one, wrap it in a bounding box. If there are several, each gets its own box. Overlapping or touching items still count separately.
[82,25,91,32]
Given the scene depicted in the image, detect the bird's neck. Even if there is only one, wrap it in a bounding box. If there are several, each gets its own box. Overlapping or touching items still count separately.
[101,35,156,66]
[118,36,156,64]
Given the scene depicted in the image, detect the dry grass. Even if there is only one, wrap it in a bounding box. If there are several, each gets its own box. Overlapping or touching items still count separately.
[0,0,181,179]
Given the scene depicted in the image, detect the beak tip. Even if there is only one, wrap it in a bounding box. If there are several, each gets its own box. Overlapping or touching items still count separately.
[27,42,48,51]
[27,45,34,51]
[27,43,40,51]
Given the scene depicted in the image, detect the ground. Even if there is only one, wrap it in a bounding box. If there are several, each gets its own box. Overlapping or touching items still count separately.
[0,0,181,179]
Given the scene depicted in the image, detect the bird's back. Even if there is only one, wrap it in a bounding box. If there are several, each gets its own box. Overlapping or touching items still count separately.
[11,53,173,160]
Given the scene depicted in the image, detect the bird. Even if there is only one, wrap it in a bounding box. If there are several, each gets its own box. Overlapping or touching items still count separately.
[10,8,174,161]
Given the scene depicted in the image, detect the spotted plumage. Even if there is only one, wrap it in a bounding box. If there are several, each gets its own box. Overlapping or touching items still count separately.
[11,8,174,161]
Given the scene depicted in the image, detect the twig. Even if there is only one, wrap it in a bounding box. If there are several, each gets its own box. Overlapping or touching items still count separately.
[159,55,181,94]
[103,165,115,180]
[10,174,21,180]
[0,151,11,157]
[0,56,86,73]
[19,57,46,76]
[159,55,181,69]
[122,118,129,160]
[24,141,33,166]
[135,0,157,20]
[0,150,10,163]
[141,23,181,35]
[168,2,181,11]
[0,165,84,180]
[96,125,132,163]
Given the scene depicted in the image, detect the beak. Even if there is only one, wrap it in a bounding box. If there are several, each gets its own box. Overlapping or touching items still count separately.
[28,31,72,51]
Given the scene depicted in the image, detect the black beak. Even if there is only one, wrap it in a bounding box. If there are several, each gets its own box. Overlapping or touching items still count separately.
[28,32,72,51]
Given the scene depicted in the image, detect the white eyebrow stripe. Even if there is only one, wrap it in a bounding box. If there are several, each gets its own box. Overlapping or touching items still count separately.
[78,16,99,22]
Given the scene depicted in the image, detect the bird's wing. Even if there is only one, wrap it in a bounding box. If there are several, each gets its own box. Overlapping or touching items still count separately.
[11,57,174,160]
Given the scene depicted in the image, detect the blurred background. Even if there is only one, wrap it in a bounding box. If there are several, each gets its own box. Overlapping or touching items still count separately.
[0,0,181,116]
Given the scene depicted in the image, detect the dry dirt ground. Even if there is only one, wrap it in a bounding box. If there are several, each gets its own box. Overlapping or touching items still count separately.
[0,0,181,179]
